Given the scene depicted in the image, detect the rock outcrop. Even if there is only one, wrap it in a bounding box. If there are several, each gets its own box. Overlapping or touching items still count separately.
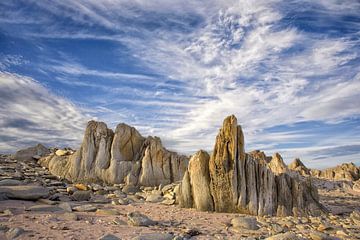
[310,163,360,181]
[268,153,288,175]
[178,115,326,216]
[11,144,50,161]
[39,121,188,186]
[289,158,310,176]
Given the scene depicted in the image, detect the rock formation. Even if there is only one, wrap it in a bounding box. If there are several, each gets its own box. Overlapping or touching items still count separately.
[11,144,50,161]
[39,121,188,186]
[268,153,288,174]
[178,115,326,216]
[288,158,310,176]
[248,150,271,164]
[310,163,360,181]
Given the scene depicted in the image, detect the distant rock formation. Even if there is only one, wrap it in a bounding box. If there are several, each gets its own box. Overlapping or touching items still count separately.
[39,121,188,186]
[289,158,310,176]
[11,144,50,161]
[178,115,326,216]
[310,163,360,181]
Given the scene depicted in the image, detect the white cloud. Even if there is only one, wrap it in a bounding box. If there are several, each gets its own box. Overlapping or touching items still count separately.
[0,71,90,152]
[1,0,360,167]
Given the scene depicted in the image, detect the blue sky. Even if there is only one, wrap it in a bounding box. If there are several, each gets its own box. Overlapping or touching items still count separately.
[0,0,360,168]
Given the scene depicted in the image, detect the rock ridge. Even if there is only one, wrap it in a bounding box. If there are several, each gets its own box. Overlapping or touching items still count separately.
[39,121,188,186]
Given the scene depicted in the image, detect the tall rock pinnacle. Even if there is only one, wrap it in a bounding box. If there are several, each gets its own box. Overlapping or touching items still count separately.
[178,115,326,216]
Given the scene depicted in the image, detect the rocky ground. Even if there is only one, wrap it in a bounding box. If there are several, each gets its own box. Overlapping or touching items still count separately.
[0,154,360,240]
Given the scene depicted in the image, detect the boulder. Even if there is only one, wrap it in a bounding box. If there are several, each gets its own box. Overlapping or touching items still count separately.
[38,121,188,187]
[178,115,326,216]
[0,185,49,200]
[179,150,214,211]
[127,211,156,226]
[12,144,50,161]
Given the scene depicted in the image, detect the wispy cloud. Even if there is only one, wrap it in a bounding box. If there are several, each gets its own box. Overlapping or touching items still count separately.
[0,71,90,152]
[0,0,359,167]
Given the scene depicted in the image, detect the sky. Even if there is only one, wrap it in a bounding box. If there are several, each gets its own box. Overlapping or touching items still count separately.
[0,0,360,169]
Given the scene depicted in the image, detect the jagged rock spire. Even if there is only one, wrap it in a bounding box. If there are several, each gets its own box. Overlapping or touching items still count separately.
[178,115,327,216]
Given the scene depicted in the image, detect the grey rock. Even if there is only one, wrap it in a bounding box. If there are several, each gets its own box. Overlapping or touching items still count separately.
[0,185,49,200]
[231,216,259,230]
[58,202,73,212]
[6,227,25,239]
[99,234,121,240]
[145,193,163,203]
[132,233,174,240]
[72,204,97,212]
[0,179,23,186]
[71,190,91,201]
[127,211,156,226]
[12,144,50,161]
[265,232,298,240]
[27,205,64,212]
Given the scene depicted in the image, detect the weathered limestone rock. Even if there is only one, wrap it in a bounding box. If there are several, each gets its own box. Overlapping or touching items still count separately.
[178,115,326,216]
[179,150,214,211]
[39,121,188,187]
[289,158,310,176]
[310,163,360,181]
[268,153,288,175]
[0,185,49,200]
[12,143,50,161]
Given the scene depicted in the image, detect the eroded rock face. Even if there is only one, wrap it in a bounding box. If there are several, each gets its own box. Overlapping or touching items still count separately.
[268,153,288,175]
[310,163,360,181]
[289,158,310,176]
[178,115,326,216]
[39,121,188,186]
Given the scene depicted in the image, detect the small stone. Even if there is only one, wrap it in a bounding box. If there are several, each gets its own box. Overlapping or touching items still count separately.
[231,216,259,230]
[122,185,139,194]
[27,205,64,212]
[127,211,156,226]
[265,232,298,240]
[66,186,78,194]
[145,194,163,203]
[112,218,127,225]
[161,199,175,205]
[72,204,97,212]
[6,227,25,239]
[55,149,69,156]
[58,202,73,212]
[59,212,79,221]
[32,155,41,160]
[71,190,91,201]
[37,198,57,205]
[96,209,119,216]
[309,231,330,240]
[99,234,121,240]
[132,233,174,240]
[74,183,88,191]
